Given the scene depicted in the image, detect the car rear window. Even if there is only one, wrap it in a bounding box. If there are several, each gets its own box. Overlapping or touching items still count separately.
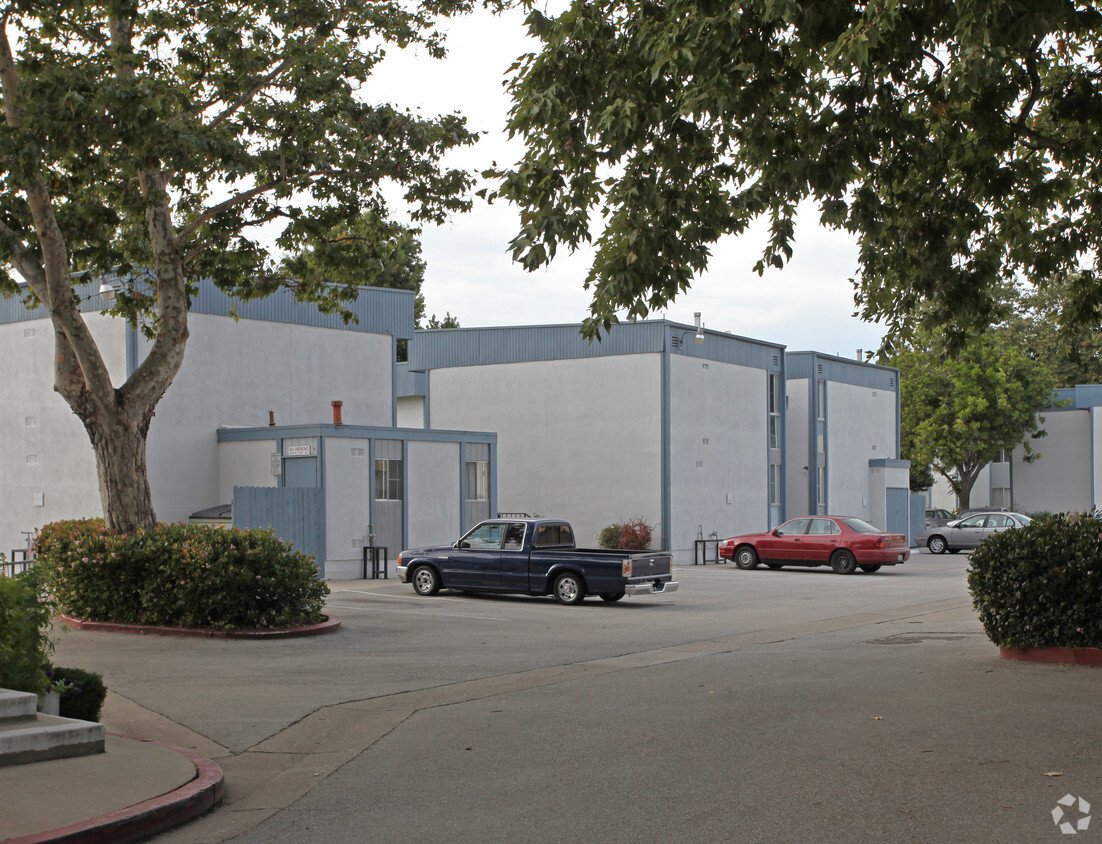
[534,523,574,548]
[842,518,881,533]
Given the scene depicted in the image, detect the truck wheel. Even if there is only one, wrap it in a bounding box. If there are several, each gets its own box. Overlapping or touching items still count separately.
[553,572,586,605]
[411,565,440,596]
[830,549,857,575]
[735,546,759,570]
[599,593,624,603]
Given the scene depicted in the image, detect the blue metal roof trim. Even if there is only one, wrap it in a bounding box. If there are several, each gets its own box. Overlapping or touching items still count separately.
[190,281,415,338]
[217,423,495,444]
[407,320,785,372]
[784,351,900,391]
[1050,385,1102,410]
[2,279,415,338]
[396,362,427,397]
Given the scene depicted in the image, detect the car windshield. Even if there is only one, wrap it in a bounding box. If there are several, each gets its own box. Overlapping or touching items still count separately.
[842,518,881,533]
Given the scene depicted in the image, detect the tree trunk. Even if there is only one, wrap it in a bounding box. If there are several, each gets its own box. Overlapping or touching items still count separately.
[84,403,158,534]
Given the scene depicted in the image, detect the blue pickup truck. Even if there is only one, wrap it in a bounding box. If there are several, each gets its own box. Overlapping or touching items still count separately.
[396,518,679,605]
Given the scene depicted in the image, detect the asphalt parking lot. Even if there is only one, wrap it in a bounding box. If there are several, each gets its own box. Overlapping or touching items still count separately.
[50,550,1102,843]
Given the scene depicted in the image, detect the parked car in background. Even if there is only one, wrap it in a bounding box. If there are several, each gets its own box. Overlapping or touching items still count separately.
[917,511,1032,554]
[925,508,954,529]
[718,516,909,575]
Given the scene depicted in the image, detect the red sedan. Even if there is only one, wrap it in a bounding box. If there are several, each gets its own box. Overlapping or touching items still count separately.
[719,516,909,574]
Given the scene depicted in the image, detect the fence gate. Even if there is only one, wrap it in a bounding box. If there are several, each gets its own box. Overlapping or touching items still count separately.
[233,486,326,576]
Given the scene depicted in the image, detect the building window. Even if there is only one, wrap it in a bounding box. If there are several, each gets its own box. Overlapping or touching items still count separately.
[768,372,781,450]
[993,449,1010,463]
[769,464,781,506]
[375,459,403,500]
[466,460,489,500]
[816,466,827,514]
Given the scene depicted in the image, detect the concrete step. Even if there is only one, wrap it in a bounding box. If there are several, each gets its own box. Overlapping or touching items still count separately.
[0,689,106,767]
[0,689,37,721]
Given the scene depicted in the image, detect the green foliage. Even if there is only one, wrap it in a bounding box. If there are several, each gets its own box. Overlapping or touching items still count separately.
[0,567,53,697]
[597,523,622,549]
[597,518,653,550]
[968,514,1102,648]
[884,328,1055,508]
[493,1,1102,344]
[34,520,330,632]
[48,666,107,723]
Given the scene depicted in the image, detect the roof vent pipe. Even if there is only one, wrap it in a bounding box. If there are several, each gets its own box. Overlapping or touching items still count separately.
[268,409,276,427]
[332,401,343,425]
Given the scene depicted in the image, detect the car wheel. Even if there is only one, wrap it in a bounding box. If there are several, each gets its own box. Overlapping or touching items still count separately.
[859,564,882,573]
[411,565,440,596]
[600,593,625,603]
[553,572,586,605]
[830,549,858,575]
[735,546,760,570]
[927,535,947,555]
[766,563,784,570]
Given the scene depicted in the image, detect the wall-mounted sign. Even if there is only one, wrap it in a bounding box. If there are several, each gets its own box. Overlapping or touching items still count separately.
[271,452,282,475]
[285,445,313,456]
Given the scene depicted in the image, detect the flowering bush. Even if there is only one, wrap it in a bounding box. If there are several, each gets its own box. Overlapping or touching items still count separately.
[968,513,1102,648]
[35,520,329,632]
[597,518,654,551]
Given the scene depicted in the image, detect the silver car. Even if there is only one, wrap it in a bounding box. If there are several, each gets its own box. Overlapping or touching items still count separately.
[919,511,1032,554]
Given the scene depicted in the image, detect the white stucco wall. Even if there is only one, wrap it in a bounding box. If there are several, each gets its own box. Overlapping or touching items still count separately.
[670,356,768,558]
[322,437,373,580]
[144,315,394,525]
[785,378,810,516]
[1012,410,1093,513]
[0,314,129,555]
[217,439,278,504]
[407,441,461,549]
[825,381,897,519]
[397,396,426,428]
[1094,408,1102,509]
[427,355,664,550]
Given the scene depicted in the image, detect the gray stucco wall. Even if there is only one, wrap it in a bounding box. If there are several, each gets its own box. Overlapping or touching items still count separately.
[826,381,899,519]
[1012,410,1093,513]
[323,437,373,580]
[407,441,462,548]
[670,355,769,556]
[0,313,129,555]
[144,314,394,524]
[426,355,664,550]
[217,438,278,503]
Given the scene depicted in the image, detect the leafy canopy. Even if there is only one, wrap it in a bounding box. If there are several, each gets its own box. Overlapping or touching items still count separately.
[494,0,1102,343]
[884,328,1056,508]
[0,0,480,322]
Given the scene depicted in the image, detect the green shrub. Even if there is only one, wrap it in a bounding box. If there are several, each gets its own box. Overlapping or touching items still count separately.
[0,566,53,696]
[35,520,330,632]
[47,666,107,723]
[968,513,1102,648]
[597,524,622,549]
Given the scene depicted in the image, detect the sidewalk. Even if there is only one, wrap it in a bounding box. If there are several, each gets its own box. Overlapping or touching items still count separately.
[1,733,222,843]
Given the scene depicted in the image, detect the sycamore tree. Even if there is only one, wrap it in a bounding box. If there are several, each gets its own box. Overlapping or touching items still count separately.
[494,1,1102,343]
[0,1,482,533]
[885,330,1055,509]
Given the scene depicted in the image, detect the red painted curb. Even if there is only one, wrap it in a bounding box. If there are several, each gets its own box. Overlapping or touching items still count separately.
[58,613,341,639]
[7,734,224,844]
[999,645,1102,666]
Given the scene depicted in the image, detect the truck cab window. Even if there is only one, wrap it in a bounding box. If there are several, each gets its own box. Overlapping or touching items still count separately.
[503,523,526,550]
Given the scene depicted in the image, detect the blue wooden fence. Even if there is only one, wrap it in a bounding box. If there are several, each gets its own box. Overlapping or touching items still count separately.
[233,486,326,576]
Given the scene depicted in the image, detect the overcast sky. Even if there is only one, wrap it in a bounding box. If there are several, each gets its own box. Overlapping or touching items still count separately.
[371,7,887,358]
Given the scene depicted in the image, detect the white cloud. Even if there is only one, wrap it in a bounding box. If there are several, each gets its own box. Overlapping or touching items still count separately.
[372,6,887,356]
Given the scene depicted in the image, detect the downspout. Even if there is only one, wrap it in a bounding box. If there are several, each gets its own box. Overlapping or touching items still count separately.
[660,330,672,553]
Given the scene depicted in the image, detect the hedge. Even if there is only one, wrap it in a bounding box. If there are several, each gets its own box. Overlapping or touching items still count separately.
[967,513,1102,648]
[35,520,329,632]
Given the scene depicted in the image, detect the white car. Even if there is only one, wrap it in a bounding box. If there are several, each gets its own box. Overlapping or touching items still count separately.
[918,511,1032,554]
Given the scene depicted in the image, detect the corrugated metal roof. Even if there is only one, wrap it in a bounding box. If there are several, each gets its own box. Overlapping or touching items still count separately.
[1,278,415,338]
[1052,385,1102,410]
[396,362,427,397]
[407,320,785,372]
[785,351,900,391]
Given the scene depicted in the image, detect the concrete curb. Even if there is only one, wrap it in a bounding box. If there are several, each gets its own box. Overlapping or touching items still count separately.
[6,734,224,844]
[999,645,1102,666]
[58,614,341,639]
